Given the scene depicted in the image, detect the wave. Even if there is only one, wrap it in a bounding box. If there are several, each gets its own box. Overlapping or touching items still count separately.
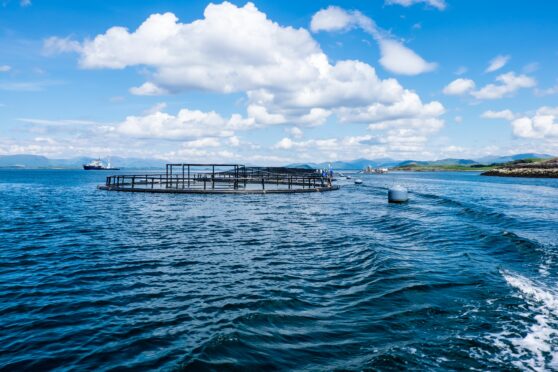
[488,270,558,370]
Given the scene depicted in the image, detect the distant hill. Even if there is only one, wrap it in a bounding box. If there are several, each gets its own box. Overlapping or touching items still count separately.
[475,153,554,164]
[0,154,167,169]
[2,153,555,170]
[0,155,52,168]
[287,154,555,170]
[287,158,399,170]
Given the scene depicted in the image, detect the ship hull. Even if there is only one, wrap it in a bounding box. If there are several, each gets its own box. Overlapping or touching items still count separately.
[83,165,120,170]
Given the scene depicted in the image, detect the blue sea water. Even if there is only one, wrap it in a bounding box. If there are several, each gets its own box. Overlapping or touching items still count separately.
[1,169,557,371]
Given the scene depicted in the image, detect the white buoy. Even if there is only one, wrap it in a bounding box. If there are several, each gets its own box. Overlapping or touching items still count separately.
[354,179,363,184]
[388,185,408,203]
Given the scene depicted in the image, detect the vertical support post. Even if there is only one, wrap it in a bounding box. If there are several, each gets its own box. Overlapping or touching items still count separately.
[262,177,265,190]
[151,177,154,189]
[188,165,190,189]
[212,165,215,190]
[132,176,135,189]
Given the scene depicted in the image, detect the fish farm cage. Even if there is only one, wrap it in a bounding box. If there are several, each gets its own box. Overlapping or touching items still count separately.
[98,163,339,194]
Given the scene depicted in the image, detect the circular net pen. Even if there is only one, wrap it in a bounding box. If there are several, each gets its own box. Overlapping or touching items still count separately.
[98,164,339,194]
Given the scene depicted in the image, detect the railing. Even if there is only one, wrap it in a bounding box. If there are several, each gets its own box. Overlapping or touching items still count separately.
[103,164,333,192]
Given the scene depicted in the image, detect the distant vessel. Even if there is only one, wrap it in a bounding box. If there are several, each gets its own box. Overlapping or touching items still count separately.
[83,159,119,170]
[363,165,388,174]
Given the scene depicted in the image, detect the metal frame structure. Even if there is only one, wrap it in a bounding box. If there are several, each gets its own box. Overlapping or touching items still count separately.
[98,164,339,194]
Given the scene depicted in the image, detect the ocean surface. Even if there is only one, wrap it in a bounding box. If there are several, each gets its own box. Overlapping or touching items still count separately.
[1,169,557,371]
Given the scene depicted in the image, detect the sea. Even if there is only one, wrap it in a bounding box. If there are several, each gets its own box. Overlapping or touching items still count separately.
[1,169,557,371]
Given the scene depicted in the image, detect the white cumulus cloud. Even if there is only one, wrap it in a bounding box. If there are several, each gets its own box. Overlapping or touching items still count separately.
[443,78,475,95]
[310,6,436,75]
[485,55,510,73]
[385,0,446,10]
[116,108,253,140]
[472,72,536,100]
[377,39,437,75]
[443,73,535,100]
[129,82,169,96]
[44,2,445,156]
[43,36,82,55]
[482,110,515,121]
[287,127,304,139]
[511,107,558,139]
[0,65,11,72]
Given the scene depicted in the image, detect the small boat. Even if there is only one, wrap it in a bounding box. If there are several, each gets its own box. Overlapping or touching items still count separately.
[346,175,352,180]
[354,179,363,184]
[83,159,119,170]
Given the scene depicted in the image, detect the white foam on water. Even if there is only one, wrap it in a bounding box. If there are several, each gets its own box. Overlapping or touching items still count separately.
[498,270,558,371]
[538,258,552,278]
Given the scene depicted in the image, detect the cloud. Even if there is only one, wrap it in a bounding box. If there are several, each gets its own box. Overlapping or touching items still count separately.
[310,6,373,33]
[481,110,515,121]
[510,107,558,139]
[227,136,241,146]
[144,102,167,114]
[522,62,539,74]
[485,55,510,73]
[535,84,558,97]
[0,81,61,92]
[481,107,558,140]
[337,90,444,124]
[20,0,31,6]
[116,108,254,140]
[129,82,169,96]
[310,6,436,75]
[385,0,446,10]
[246,104,286,125]
[43,36,82,55]
[455,66,468,75]
[0,65,11,73]
[377,39,437,75]
[44,2,444,156]
[273,130,435,159]
[287,127,304,139]
[300,108,331,126]
[472,72,536,100]
[18,118,105,126]
[443,78,475,95]
[183,138,221,148]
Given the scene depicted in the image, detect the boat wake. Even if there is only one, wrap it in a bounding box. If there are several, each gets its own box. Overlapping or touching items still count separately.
[485,270,558,370]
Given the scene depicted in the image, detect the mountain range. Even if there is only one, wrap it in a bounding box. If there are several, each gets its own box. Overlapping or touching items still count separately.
[286,153,555,170]
[0,153,555,170]
[0,155,167,169]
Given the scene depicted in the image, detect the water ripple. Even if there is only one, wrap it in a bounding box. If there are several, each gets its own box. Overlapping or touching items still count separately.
[0,170,557,370]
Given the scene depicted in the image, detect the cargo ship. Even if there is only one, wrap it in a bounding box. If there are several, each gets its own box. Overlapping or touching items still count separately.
[83,159,119,170]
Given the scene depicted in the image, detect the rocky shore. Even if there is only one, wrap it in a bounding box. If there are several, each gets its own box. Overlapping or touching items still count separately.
[481,158,558,178]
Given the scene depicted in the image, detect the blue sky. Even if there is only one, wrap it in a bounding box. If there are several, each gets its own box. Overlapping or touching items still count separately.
[1,0,557,163]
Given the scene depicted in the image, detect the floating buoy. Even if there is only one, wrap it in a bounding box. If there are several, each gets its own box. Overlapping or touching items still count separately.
[354,179,363,184]
[388,185,408,203]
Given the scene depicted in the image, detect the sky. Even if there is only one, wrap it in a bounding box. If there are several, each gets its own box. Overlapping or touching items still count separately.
[1,0,557,164]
